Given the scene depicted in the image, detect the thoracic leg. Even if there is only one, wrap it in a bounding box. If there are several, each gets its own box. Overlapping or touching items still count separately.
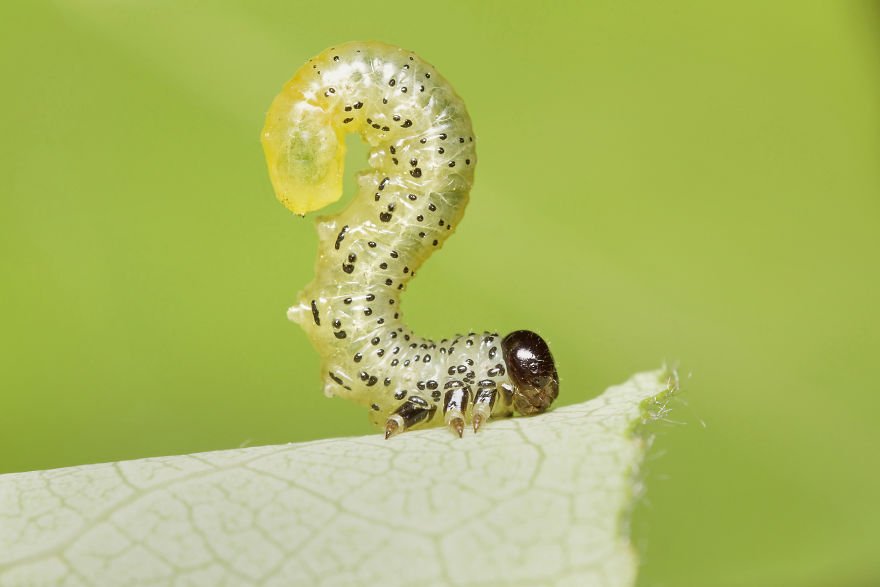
[443,380,470,437]
[472,380,498,433]
[385,396,436,439]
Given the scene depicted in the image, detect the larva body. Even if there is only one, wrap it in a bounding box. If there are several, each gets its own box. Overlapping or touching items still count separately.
[263,42,558,436]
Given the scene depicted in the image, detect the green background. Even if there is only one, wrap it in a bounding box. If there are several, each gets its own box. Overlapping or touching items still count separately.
[2,1,878,585]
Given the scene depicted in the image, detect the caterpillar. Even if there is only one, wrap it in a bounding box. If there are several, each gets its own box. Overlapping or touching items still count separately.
[262,41,559,438]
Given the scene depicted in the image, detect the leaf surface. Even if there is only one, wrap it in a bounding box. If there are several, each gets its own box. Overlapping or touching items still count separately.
[0,370,675,586]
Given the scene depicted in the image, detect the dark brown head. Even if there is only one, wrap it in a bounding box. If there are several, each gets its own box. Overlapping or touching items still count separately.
[501,330,559,415]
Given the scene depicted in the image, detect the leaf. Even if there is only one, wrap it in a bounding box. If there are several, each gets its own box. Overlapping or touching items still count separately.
[0,370,676,586]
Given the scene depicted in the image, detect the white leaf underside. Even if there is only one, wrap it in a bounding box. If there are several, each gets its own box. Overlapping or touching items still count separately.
[0,370,676,587]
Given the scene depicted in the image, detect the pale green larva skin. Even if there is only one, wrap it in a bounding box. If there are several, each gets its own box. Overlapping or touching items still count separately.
[265,42,520,432]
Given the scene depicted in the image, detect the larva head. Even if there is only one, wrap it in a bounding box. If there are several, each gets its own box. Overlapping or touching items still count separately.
[501,330,560,415]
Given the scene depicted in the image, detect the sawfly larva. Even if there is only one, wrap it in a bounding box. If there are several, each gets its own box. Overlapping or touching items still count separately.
[262,41,559,437]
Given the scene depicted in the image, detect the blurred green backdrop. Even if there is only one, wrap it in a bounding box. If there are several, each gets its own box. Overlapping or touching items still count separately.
[1,1,878,585]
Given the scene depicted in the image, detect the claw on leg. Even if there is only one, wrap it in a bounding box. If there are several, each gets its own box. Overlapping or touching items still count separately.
[384,416,402,439]
[447,413,465,437]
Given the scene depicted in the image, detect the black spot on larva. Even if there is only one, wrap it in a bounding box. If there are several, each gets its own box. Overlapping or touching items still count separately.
[379,177,389,190]
[367,376,378,386]
[401,87,408,93]
[393,312,400,319]
[428,203,437,212]
[427,380,438,390]
[404,334,411,341]
[389,78,396,87]
[390,250,399,258]
[401,119,413,128]
[403,64,410,69]
[371,403,380,411]
[419,232,426,238]
[403,267,410,273]
[364,307,373,316]
[408,194,417,201]
[359,371,369,381]
[342,117,353,124]
[335,330,347,339]
[391,359,399,366]
[387,203,395,212]
[333,55,339,61]
[394,390,407,400]
[366,294,375,301]
[371,336,381,345]
[377,318,385,325]
[368,241,377,248]
[377,348,385,356]
[425,73,431,78]
[366,118,373,124]
[372,123,381,129]
[433,239,439,246]
[448,161,456,167]
[466,159,471,165]
[419,138,427,144]
[457,365,467,374]
[384,377,392,386]
[347,253,356,263]
[410,158,418,167]
[398,283,404,289]
[343,297,352,304]
[432,390,442,400]
[389,299,395,305]
[374,193,381,202]
[466,358,474,365]
[385,278,393,286]
[333,319,341,328]
[438,147,445,154]
[379,262,388,270]
[416,215,423,222]
[354,353,363,362]
[389,145,396,154]
[380,126,389,131]
[420,85,425,92]
[392,115,401,122]
[334,225,349,250]
[379,212,392,222]
[311,300,320,325]
[329,372,344,385]
[382,98,388,104]
[392,158,398,165]
[342,262,355,274]
[403,360,411,367]
[417,381,426,391]
[439,133,447,140]
[489,346,498,359]
[353,101,363,109]
[423,355,431,363]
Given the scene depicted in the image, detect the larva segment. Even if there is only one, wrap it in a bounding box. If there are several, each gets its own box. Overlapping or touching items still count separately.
[263,42,559,436]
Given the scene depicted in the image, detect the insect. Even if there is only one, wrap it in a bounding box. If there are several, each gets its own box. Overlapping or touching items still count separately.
[262,41,559,437]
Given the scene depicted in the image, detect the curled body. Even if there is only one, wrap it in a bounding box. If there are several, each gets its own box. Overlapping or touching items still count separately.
[263,41,558,437]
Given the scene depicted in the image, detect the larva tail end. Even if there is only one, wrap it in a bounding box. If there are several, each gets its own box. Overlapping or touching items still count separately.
[262,88,346,215]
